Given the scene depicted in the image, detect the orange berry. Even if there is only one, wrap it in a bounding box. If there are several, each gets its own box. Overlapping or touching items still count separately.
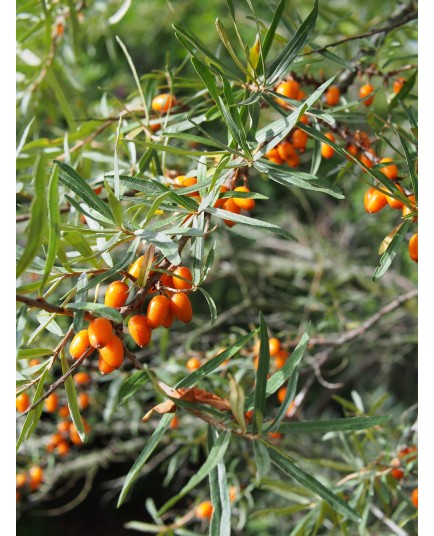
[172,266,193,291]
[354,130,371,149]
[214,185,229,208]
[70,329,91,359]
[181,176,198,188]
[233,186,255,211]
[151,93,176,113]
[297,90,307,100]
[150,121,161,132]
[291,129,308,152]
[195,500,213,519]
[385,183,404,210]
[93,186,103,195]
[277,386,287,404]
[104,281,129,308]
[99,336,124,370]
[364,187,388,214]
[73,372,91,385]
[222,198,241,227]
[268,432,283,439]
[78,392,90,410]
[269,337,281,357]
[390,468,404,480]
[286,154,300,168]
[98,355,116,375]
[29,358,41,367]
[57,420,70,433]
[162,309,175,329]
[359,83,374,106]
[147,294,170,328]
[16,473,27,489]
[265,147,284,165]
[346,144,359,160]
[408,233,418,263]
[277,141,296,161]
[170,415,179,429]
[275,80,301,106]
[186,357,201,371]
[321,133,335,159]
[88,317,114,349]
[359,148,376,172]
[128,255,145,279]
[58,405,70,419]
[411,488,418,508]
[274,349,289,369]
[393,77,405,95]
[170,292,193,323]
[229,486,237,503]
[45,393,58,413]
[160,273,174,288]
[299,114,309,125]
[379,157,399,180]
[128,315,152,347]
[56,440,70,457]
[398,446,417,462]
[69,421,90,445]
[325,85,340,106]
[16,392,31,413]
[29,466,43,490]
[402,195,417,221]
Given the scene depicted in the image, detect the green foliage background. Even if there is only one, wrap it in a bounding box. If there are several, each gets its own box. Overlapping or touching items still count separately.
[17,0,417,534]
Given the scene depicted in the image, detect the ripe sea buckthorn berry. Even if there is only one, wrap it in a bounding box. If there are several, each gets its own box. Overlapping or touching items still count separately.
[274,349,289,369]
[70,421,90,445]
[379,157,399,180]
[151,93,176,113]
[354,130,371,149]
[277,141,297,161]
[321,133,335,159]
[16,392,31,413]
[93,186,103,195]
[385,183,405,210]
[160,273,173,288]
[78,392,90,410]
[402,195,417,221]
[147,294,170,328]
[408,233,418,263]
[29,358,41,367]
[172,266,193,291]
[364,187,388,214]
[275,80,301,106]
[104,281,129,308]
[57,420,70,433]
[359,83,374,106]
[391,468,404,480]
[291,129,308,152]
[128,315,152,347]
[265,147,284,165]
[98,355,116,375]
[16,473,27,489]
[162,309,175,329]
[170,292,193,323]
[233,186,255,211]
[268,432,283,440]
[393,77,405,94]
[286,152,300,168]
[359,148,376,171]
[269,337,281,357]
[45,393,58,413]
[195,500,213,519]
[73,372,91,385]
[297,90,307,100]
[29,466,43,491]
[214,185,229,208]
[88,317,114,349]
[56,440,70,457]
[325,85,340,106]
[222,198,241,227]
[299,114,309,125]
[99,335,124,370]
[411,488,418,508]
[277,386,287,404]
[398,446,417,462]
[170,415,179,429]
[128,255,145,279]
[70,329,91,359]
[186,357,201,371]
[346,144,359,160]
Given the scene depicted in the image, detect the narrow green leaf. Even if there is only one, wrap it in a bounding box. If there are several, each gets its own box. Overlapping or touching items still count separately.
[61,349,87,442]
[253,440,271,481]
[396,129,418,201]
[157,430,231,515]
[16,156,47,277]
[265,442,361,521]
[104,179,124,227]
[65,303,124,324]
[388,69,417,112]
[265,371,299,433]
[373,219,411,281]
[208,427,231,536]
[117,370,149,405]
[278,415,390,434]
[46,69,76,130]
[229,374,246,432]
[253,313,271,433]
[40,163,60,290]
[73,272,88,333]
[197,287,218,326]
[261,0,286,63]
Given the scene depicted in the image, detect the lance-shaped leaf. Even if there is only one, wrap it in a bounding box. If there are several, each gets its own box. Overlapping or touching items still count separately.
[61,349,88,443]
[253,313,271,433]
[373,219,411,281]
[65,303,124,324]
[208,426,231,536]
[278,415,390,434]
[40,163,60,290]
